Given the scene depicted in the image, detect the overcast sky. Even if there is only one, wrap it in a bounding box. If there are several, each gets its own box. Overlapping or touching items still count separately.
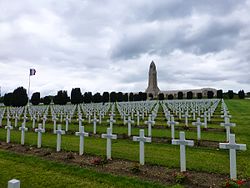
[1,0,250,97]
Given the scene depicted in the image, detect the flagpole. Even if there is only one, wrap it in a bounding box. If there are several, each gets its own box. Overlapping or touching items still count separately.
[28,70,31,106]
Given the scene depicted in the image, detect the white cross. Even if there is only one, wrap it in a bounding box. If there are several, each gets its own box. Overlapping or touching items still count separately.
[144,115,155,137]
[75,126,89,155]
[19,123,28,145]
[91,115,99,134]
[124,116,134,136]
[77,115,84,129]
[133,129,151,165]
[192,118,204,141]
[8,179,20,188]
[167,115,179,139]
[14,114,19,127]
[220,117,236,142]
[107,116,116,130]
[52,115,58,134]
[65,115,70,132]
[22,116,28,127]
[42,115,47,129]
[101,128,117,159]
[35,123,45,148]
[56,124,65,152]
[219,134,246,179]
[201,111,208,128]
[32,115,36,128]
[182,111,190,127]
[5,122,13,143]
[172,131,194,172]
[135,111,142,126]
[221,113,232,123]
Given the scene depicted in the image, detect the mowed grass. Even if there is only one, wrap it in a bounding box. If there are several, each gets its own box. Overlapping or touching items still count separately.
[0,99,249,187]
[0,149,170,188]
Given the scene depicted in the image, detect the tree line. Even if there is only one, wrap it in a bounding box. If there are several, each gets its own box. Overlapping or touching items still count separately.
[0,87,247,107]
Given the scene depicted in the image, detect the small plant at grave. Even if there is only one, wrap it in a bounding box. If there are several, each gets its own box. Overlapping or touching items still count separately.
[130,163,141,174]
[90,157,108,167]
[223,178,246,188]
[172,172,190,184]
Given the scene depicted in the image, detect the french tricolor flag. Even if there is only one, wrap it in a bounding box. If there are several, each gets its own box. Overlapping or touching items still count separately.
[30,68,36,76]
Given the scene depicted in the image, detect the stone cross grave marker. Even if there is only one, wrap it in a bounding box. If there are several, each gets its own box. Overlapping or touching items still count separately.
[56,124,65,152]
[52,115,58,134]
[14,114,19,127]
[135,111,142,126]
[201,111,208,128]
[65,114,70,132]
[167,115,179,139]
[192,118,204,141]
[101,127,117,159]
[124,116,134,136]
[182,111,191,127]
[219,134,246,179]
[75,126,89,155]
[32,114,36,128]
[133,129,151,165]
[91,114,99,134]
[5,122,13,143]
[8,179,20,188]
[172,131,194,172]
[42,114,47,129]
[19,122,28,145]
[220,117,236,142]
[107,115,116,131]
[144,114,155,137]
[35,123,45,148]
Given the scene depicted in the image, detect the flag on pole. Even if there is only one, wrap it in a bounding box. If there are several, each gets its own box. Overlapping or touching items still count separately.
[30,68,36,76]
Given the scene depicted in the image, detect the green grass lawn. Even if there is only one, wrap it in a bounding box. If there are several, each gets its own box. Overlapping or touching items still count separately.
[0,149,173,188]
[0,99,249,187]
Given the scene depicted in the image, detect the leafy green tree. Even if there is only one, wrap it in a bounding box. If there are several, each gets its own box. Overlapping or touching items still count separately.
[11,87,28,107]
[167,94,174,100]
[110,92,117,103]
[217,90,223,99]
[129,93,134,101]
[31,92,40,105]
[83,92,92,103]
[3,93,12,106]
[187,91,193,99]
[207,91,214,99]
[158,93,164,100]
[122,93,128,102]
[71,88,83,104]
[197,93,202,99]
[177,92,183,99]
[117,92,123,102]
[43,96,52,105]
[92,93,102,103]
[238,90,245,99]
[228,90,234,99]
[102,92,109,103]
[54,90,68,105]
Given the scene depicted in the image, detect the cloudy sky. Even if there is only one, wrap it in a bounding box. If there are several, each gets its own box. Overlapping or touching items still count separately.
[1,0,250,97]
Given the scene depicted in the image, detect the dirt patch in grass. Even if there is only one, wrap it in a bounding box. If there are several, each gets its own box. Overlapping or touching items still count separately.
[0,141,243,188]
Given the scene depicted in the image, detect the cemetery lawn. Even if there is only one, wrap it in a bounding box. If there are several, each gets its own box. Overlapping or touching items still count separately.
[0,99,249,187]
[0,149,174,188]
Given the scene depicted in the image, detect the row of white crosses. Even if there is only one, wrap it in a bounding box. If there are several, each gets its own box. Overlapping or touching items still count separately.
[3,118,247,180]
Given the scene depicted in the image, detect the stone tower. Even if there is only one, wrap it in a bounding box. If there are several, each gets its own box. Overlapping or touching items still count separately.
[145,61,160,96]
